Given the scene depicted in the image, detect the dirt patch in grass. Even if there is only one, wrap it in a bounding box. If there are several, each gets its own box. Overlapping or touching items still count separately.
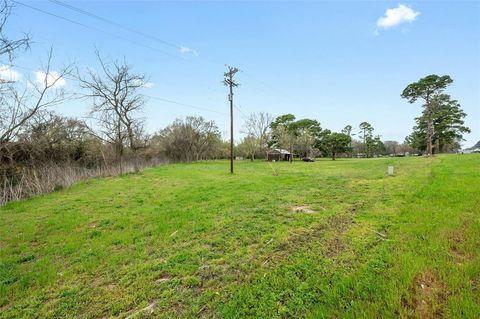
[324,236,346,258]
[472,274,480,303]
[199,206,359,318]
[290,205,315,214]
[265,208,356,266]
[0,304,11,314]
[450,232,466,261]
[447,227,472,263]
[403,270,448,318]
[348,201,365,214]
[30,239,40,247]
[329,211,355,232]
[125,301,157,319]
[89,220,99,228]
[155,273,171,284]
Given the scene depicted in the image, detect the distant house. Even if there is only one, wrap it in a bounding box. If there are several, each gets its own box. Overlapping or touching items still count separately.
[267,149,291,162]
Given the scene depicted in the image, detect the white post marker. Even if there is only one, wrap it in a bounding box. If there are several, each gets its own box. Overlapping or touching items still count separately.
[388,165,394,175]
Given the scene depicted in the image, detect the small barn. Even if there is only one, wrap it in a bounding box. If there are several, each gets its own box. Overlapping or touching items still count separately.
[267,149,291,162]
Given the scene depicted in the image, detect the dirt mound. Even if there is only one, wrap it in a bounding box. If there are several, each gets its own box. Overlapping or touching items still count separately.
[290,205,315,214]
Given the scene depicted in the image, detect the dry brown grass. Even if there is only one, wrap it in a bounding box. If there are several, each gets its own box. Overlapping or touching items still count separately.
[0,158,167,205]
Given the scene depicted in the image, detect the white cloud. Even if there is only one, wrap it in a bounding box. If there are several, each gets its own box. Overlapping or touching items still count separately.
[132,78,154,88]
[377,4,420,29]
[35,70,66,88]
[0,65,21,82]
[179,46,198,57]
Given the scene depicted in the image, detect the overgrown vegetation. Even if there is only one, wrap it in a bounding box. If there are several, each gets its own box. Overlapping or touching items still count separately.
[1,155,478,318]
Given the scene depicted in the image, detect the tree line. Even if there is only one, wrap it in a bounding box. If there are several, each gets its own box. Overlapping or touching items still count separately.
[235,75,471,161]
[237,114,410,161]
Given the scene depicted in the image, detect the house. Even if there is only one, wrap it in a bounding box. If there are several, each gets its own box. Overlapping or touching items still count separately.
[267,149,291,162]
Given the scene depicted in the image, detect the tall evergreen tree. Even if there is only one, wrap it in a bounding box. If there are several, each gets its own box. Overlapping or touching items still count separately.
[359,122,374,157]
[406,94,470,153]
[401,74,453,156]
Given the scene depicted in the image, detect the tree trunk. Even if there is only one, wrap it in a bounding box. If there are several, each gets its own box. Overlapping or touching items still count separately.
[133,150,139,173]
[426,95,434,156]
[332,151,336,160]
[116,143,124,174]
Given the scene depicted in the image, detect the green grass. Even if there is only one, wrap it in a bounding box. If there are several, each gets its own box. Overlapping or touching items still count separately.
[1,155,479,318]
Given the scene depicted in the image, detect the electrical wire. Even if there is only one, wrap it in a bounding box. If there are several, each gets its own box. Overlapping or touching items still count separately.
[143,95,228,116]
[12,1,310,119]
[233,104,249,120]
[12,0,183,60]
[48,0,182,50]
[39,0,300,107]
[5,64,228,116]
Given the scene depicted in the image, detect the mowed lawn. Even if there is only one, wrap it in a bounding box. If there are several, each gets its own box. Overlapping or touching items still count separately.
[1,155,479,318]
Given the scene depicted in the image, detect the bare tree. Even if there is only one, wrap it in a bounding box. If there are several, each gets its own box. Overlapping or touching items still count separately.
[384,140,399,156]
[0,50,71,145]
[186,116,220,161]
[238,134,258,161]
[0,0,30,65]
[0,0,60,148]
[0,60,72,200]
[79,51,146,172]
[274,125,296,163]
[242,112,273,159]
[0,49,73,186]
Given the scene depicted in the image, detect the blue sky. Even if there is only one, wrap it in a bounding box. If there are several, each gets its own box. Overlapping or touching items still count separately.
[5,1,480,146]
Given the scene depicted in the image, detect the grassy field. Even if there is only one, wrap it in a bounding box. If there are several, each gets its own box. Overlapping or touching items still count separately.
[1,155,479,318]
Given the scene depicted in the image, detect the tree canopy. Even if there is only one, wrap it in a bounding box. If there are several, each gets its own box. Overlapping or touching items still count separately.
[401,75,453,104]
[321,132,352,160]
[269,114,323,158]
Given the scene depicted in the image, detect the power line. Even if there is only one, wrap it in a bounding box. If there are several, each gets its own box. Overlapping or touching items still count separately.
[241,69,302,104]
[46,0,224,69]
[15,1,311,118]
[40,0,301,107]
[12,1,182,60]
[20,0,305,109]
[48,0,182,50]
[233,104,249,120]
[6,63,227,116]
[144,95,228,116]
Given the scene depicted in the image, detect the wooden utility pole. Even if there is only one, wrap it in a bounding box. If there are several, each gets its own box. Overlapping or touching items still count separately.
[223,66,239,174]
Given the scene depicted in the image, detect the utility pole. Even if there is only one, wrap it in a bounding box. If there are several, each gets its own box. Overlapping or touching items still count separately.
[223,66,239,174]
